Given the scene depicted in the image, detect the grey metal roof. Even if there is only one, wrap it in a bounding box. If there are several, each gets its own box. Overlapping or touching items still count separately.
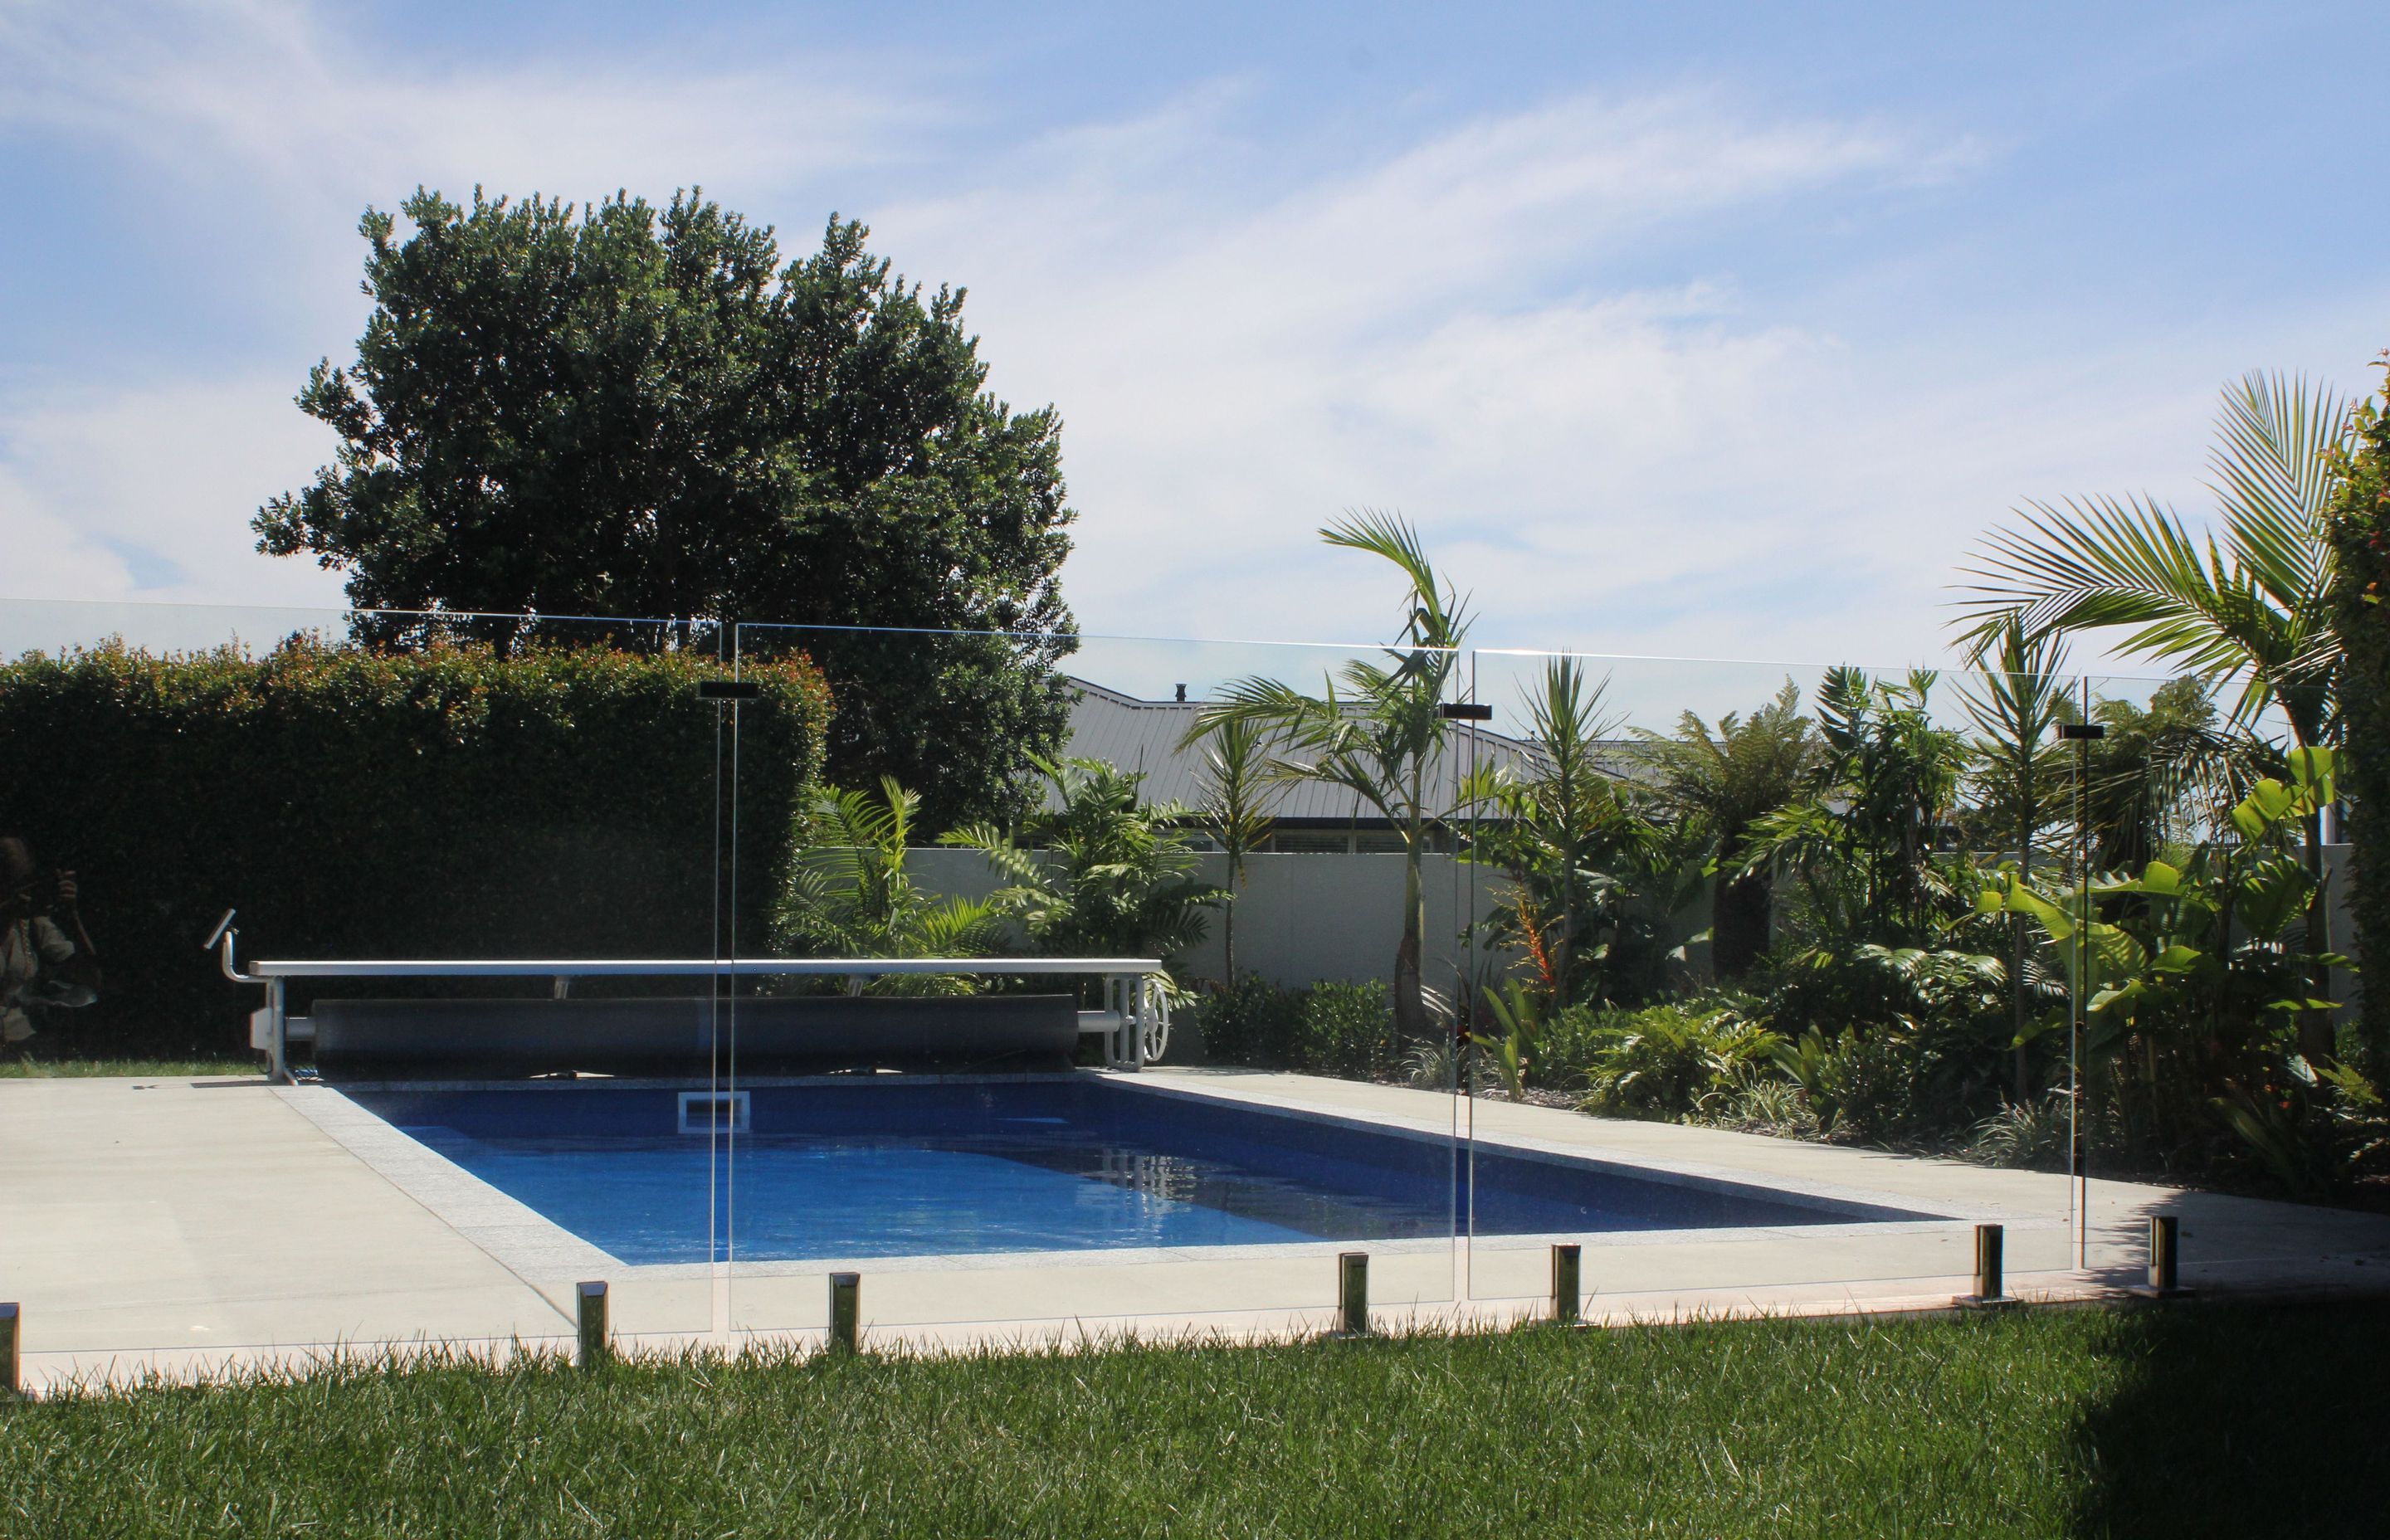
[1051,676,1649,823]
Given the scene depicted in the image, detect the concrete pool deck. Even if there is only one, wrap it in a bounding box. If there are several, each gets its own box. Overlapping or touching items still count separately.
[7,1068,2390,1391]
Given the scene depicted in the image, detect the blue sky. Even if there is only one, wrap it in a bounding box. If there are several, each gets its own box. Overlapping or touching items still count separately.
[2,0,2383,674]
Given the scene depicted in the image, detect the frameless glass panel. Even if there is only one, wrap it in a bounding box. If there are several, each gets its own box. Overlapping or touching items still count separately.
[2068,666,2343,1293]
[722,625,1461,1345]
[0,598,720,1376]
[1456,648,2082,1318]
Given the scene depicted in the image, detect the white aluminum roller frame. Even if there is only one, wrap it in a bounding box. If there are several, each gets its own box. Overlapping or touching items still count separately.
[207,913,1168,1080]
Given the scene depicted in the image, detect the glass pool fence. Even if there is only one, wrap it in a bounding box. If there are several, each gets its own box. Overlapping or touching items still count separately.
[0,596,2272,1373]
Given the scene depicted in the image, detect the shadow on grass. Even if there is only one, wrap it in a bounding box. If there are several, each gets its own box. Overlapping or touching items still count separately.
[2071,1300,2390,1540]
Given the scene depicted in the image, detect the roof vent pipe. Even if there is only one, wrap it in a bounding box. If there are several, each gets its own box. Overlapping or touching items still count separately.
[1174,683,1187,702]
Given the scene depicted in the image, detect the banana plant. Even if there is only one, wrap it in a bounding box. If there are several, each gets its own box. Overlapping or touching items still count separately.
[1975,748,2346,1152]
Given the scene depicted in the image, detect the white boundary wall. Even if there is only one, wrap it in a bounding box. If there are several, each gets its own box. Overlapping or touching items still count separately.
[904,849,1516,991]
[902,846,2363,1016]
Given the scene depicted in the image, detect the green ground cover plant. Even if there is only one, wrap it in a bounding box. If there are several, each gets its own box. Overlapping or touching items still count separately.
[7,1304,2383,1539]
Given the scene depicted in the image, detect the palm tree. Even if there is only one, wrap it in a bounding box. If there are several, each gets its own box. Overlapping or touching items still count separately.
[1634,681,1816,978]
[1952,370,2349,1055]
[1958,617,2072,1098]
[1202,511,1471,1045]
[1184,714,1282,987]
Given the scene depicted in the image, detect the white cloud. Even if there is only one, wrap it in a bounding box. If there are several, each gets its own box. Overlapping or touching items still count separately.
[0,375,347,608]
[0,0,932,619]
[865,88,2373,689]
[0,0,927,205]
[862,90,1977,660]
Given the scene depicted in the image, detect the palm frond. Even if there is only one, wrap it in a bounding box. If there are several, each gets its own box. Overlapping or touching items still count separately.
[1322,508,1473,651]
[1949,373,2348,744]
[2210,371,2342,612]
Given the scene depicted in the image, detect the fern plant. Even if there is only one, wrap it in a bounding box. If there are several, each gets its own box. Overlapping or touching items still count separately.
[771,777,1012,996]
[949,756,1223,991]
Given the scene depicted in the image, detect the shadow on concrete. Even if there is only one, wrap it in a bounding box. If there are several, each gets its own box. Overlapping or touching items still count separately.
[2069,1300,2390,1539]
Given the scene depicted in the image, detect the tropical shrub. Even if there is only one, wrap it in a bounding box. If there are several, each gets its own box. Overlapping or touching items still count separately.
[1634,680,1817,980]
[1792,1026,1957,1147]
[1749,668,1969,953]
[1470,659,1700,1009]
[2328,362,2390,1070]
[1964,1089,2075,1171]
[1402,1034,1461,1090]
[1754,945,2023,1144]
[1578,1001,1782,1120]
[1472,982,1536,1100]
[1295,981,1397,1079]
[1693,1074,1822,1141]
[771,778,1009,995]
[1530,1002,1611,1093]
[1191,976,1305,1067]
[952,756,1222,989]
[1188,977,1398,1079]
[1978,750,2350,1177]
[2209,1059,2389,1198]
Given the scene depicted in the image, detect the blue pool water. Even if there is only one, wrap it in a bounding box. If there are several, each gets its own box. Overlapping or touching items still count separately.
[344,1079,1921,1264]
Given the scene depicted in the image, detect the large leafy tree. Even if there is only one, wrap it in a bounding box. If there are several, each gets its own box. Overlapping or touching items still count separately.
[256,188,1076,828]
[1953,371,2349,1055]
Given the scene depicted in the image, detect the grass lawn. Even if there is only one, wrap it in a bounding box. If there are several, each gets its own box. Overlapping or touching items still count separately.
[0,1056,261,1079]
[7,1302,2385,1538]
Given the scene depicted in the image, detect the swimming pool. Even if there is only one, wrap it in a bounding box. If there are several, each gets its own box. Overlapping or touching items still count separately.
[343,1079,1928,1265]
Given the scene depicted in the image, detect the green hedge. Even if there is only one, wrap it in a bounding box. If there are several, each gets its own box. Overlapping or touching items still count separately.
[0,638,828,1056]
[2329,378,2390,1069]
